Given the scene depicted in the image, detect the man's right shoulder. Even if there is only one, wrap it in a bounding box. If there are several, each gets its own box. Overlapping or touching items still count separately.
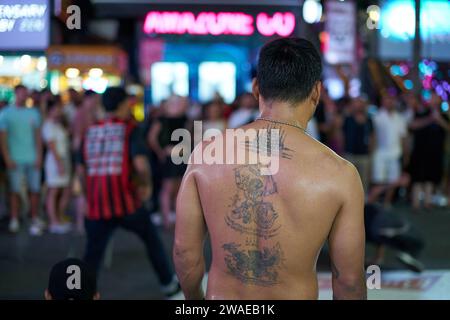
[310,138,358,180]
[320,147,362,198]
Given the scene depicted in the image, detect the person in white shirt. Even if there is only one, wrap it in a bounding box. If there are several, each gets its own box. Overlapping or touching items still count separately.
[42,99,72,234]
[368,94,408,207]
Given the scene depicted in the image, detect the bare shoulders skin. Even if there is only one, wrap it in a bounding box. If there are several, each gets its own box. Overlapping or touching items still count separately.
[175,121,366,300]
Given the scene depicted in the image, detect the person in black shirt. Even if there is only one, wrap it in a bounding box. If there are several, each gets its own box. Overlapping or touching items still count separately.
[342,97,375,193]
[409,93,450,209]
[365,204,425,272]
[149,95,189,230]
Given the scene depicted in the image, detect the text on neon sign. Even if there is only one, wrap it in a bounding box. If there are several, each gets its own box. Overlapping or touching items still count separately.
[143,11,296,37]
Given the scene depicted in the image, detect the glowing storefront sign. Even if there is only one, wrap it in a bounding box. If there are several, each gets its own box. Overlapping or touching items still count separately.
[143,11,296,37]
[0,0,49,50]
[378,0,450,60]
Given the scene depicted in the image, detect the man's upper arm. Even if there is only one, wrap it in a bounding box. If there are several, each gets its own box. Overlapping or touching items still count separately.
[175,166,207,254]
[328,164,365,284]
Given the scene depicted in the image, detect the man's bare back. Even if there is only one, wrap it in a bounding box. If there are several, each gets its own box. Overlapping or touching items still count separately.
[174,38,366,300]
[178,121,364,299]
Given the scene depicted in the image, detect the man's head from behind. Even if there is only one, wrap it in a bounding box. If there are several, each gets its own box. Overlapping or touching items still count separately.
[254,38,322,115]
[45,258,99,300]
[102,86,130,119]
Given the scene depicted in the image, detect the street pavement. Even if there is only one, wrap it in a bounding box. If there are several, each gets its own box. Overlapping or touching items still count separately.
[0,205,449,299]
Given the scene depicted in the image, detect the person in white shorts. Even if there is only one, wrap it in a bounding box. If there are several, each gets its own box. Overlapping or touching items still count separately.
[368,94,408,207]
[42,98,72,234]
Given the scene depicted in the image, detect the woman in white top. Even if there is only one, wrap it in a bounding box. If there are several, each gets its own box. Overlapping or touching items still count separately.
[42,99,72,234]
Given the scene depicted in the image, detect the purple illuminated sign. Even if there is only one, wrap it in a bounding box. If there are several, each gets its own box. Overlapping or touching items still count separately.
[0,0,49,51]
[143,11,296,37]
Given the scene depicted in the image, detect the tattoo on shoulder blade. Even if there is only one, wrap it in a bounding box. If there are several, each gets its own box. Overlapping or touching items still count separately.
[244,124,294,160]
[223,164,285,286]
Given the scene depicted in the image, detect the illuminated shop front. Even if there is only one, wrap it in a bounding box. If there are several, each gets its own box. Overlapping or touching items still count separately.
[0,0,50,100]
[378,0,450,105]
[46,45,128,94]
[90,0,296,106]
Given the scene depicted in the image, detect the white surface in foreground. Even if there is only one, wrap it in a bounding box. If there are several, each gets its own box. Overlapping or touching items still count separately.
[188,270,450,300]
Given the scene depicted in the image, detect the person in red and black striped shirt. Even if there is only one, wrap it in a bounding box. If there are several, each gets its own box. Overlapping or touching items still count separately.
[77,87,181,298]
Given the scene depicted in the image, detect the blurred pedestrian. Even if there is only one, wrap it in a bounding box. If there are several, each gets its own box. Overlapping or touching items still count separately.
[0,100,9,219]
[327,96,347,155]
[343,96,375,192]
[63,88,81,124]
[148,95,188,230]
[39,88,53,118]
[77,87,181,298]
[365,204,425,272]
[202,101,226,140]
[0,85,44,235]
[313,86,336,145]
[72,90,100,233]
[227,93,258,129]
[42,99,72,234]
[72,90,99,152]
[368,94,409,208]
[409,93,450,209]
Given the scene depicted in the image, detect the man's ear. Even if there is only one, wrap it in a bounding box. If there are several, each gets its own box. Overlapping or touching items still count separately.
[310,81,322,107]
[252,78,260,101]
[93,292,100,300]
[44,289,52,300]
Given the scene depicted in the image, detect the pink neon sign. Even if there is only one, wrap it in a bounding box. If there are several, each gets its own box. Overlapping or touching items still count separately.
[143,11,296,37]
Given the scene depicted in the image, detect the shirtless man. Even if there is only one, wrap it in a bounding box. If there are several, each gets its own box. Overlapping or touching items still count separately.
[174,38,366,300]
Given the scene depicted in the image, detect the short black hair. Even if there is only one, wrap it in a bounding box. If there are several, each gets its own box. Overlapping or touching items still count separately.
[48,258,97,300]
[14,84,26,92]
[256,37,322,105]
[84,90,97,98]
[102,87,127,112]
[46,95,62,112]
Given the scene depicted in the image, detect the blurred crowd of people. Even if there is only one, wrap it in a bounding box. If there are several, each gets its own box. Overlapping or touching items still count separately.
[0,84,449,238]
[0,85,101,235]
[313,89,450,211]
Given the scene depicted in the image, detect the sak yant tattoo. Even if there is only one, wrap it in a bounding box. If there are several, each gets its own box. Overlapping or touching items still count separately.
[244,124,294,160]
[223,164,285,286]
[225,165,281,239]
[223,242,284,286]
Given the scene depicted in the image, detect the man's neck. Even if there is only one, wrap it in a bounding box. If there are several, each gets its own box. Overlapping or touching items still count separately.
[105,112,127,121]
[259,101,310,129]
